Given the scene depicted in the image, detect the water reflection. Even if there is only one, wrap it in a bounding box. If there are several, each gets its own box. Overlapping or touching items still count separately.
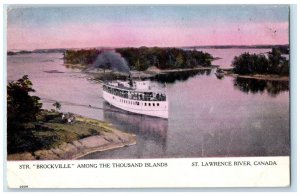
[150,69,212,83]
[233,77,289,97]
[103,102,168,148]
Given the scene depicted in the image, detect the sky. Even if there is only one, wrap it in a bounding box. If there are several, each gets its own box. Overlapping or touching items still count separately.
[7,5,289,50]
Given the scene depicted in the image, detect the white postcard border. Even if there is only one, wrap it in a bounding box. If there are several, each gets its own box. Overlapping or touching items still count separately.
[7,156,289,188]
[2,0,298,192]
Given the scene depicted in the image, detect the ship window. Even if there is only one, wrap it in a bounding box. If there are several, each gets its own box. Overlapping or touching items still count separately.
[153,103,155,106]
[157,103,159,106]
[144,103,147,106]
[137,102,139,105]
[148,103,151,106]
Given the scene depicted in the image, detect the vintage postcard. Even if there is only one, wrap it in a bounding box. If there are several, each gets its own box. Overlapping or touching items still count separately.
[6,4,291,188]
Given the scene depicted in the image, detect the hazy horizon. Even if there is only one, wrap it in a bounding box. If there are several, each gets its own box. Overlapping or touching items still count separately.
[8,43,290,52]
[7,5,289,50]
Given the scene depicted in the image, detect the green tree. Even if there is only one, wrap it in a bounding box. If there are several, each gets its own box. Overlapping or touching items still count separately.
[232,53,269,75]
[268,48,289,75]
[175,53,184,68]
[53,101,61,111]
[268,48,282,69]
[279,60,289,76]
[7,75,42,153]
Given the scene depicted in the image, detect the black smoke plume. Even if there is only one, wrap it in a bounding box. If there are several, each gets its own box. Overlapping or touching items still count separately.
[91,51,130,74]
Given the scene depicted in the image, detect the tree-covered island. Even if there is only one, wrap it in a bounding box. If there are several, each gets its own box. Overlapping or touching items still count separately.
[63,47,214,71]
[116,47,213,70]
[230,47,289,77]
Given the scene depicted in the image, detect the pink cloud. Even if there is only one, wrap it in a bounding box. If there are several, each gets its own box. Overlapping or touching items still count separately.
[7,21,289,50]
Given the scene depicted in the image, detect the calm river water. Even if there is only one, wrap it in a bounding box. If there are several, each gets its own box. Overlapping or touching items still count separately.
[7,48,290,158]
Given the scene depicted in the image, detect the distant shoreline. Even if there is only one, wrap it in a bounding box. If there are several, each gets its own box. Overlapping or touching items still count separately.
[218,68,289,81]
[65,63,289,82]
[7,44,289,55]
[62,64,216,82]
[183,44,289,50]
[226,73,289,81]
[132,66,216,78]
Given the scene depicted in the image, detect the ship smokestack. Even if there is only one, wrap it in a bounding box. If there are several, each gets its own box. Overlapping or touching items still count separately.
[128,74,133,87]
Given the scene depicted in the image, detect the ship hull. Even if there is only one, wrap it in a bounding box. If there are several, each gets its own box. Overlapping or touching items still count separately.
[103,90,168,119]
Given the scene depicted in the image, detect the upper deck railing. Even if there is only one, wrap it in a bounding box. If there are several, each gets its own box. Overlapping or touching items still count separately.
[103,82,167,101]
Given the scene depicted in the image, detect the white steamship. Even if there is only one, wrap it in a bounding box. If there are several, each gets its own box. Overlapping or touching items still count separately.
[102,79,168,119]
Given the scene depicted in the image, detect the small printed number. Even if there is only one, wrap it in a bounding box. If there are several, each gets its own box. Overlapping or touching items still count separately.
[20,185,28,188]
